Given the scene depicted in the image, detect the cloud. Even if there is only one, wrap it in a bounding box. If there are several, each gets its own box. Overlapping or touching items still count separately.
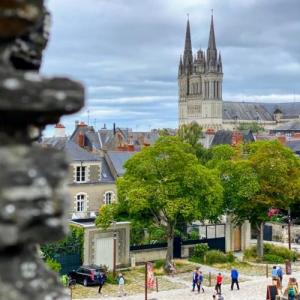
[42,0,300,134]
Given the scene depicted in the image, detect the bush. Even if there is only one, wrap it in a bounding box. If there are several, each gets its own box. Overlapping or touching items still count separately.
[154,259,165,269]
[204,250,235,265]
[193,243,209,259]
[263,254,285,264]
[46,257,61,273]
[244,243,297,262]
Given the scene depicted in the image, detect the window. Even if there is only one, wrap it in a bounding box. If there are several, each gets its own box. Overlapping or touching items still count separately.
[76,166,86,182]
[104,191,115,205]
[76,194,85,212]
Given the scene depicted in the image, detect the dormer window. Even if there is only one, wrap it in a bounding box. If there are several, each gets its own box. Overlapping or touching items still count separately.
[76,166,86,182]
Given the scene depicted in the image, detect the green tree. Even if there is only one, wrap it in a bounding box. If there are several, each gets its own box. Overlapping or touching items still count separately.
[220,141,300,257]
[178,122,203,147]
[96,136,223,266]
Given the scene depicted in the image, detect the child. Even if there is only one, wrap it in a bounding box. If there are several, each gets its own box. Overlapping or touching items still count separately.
[118,273,126,297]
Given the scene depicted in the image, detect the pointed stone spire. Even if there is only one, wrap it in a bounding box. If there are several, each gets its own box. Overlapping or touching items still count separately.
[208,13,216,51]
[218,52,223,73]
[183,16,193,70]
[207,11,218,71]
[178,55,183,76]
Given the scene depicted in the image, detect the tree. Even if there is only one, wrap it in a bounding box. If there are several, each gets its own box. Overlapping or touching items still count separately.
[96,136,223,266]
[178,122,203,148]
[219,141,300,257]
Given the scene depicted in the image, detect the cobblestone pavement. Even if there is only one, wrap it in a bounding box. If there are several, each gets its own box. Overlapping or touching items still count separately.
[77,271,300,300]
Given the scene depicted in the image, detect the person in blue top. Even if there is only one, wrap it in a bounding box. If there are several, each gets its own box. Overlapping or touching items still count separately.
[272,266,278,279]
[192,267,199,292]
[197,270,205,293]
[97,271,107,294]
[277,266,283,285]
[231,267,239,290]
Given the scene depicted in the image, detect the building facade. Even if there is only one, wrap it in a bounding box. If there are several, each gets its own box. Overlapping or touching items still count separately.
[178,15,300,130]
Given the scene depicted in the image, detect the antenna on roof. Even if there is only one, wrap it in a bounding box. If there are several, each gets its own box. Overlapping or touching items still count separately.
[87,110,90,125]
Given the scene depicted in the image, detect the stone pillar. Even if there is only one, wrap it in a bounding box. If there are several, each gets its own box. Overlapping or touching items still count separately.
[0,1,84,299]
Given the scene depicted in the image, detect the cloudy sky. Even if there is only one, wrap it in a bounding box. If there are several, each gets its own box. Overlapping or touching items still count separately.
[43,0,300,135]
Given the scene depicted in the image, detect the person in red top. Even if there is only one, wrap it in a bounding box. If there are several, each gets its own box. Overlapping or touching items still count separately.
[215,273,223,294]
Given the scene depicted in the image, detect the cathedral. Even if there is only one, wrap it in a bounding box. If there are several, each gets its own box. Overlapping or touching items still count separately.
[178,15,300,131]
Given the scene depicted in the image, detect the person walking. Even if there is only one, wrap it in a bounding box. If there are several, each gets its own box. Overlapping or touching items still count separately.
[277,266,283,286]
[192,268,199,292]
[230,267,239,290]
[197,271,205,293]
[98,271,106,294]
[272,266,278,280]
[118,273,126,297]
[215,273,223,295]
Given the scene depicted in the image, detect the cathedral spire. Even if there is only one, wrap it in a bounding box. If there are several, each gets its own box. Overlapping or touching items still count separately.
[208,12,216,50]
[207,11,217,71]
[183,16,193,69]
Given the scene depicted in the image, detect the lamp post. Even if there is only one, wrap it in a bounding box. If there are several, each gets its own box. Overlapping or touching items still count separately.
[112,221,117,278]
[288,207,291,250]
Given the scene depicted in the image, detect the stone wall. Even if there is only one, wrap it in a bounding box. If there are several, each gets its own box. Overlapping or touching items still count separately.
[0,1,85,299]
[267,222,300,242]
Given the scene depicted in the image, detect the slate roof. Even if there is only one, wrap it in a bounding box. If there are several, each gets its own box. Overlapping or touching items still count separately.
[211,129,255,146]
[272,120,300,131]
[223,102,300,121]
[41,137,114,183]
[106,151,137,177]
[286,140,300,153]
[211,130,233,146]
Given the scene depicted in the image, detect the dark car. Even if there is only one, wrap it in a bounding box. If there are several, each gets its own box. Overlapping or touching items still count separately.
[68,265,105,286]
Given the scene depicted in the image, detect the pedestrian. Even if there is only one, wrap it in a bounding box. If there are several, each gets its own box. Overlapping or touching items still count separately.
[98,271,106,294]
[118,273,126,297]
[286,282,298,300]
[230,267,239,290]
[277,266,283,285]
[272,265,278,280]
[197,270,205,293]
[192,267,199,292]
[215,273,223,295]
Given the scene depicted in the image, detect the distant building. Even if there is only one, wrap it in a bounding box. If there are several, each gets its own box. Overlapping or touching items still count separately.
[178,14,300,130]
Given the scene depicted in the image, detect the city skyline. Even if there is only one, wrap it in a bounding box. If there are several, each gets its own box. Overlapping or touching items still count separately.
[43,0,300,135]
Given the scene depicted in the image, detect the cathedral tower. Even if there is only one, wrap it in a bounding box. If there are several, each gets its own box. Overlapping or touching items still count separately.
[178,14,223,130]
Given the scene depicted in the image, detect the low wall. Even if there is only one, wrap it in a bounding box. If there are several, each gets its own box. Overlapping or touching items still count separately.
[267,222,300,242]
[130,244,194,264]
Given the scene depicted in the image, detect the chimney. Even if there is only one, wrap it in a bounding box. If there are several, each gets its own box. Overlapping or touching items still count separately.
[77,132,85,148]
[75,120,79,127]
[54,123,66,137]
[293,133,300,139]
[231,132,243,146]
[113,123,116,135]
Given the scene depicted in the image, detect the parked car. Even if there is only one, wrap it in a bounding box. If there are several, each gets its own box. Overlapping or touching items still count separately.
[68,265,105,286]
[295,234,300,244]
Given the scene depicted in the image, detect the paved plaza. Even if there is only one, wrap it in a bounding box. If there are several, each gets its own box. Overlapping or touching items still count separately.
[76,268,300,300]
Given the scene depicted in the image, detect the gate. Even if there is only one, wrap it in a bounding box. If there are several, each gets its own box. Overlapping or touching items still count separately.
[173,236,182,258]
[95,237,114,269]
[264,225,273,241]
[54,253,81,275]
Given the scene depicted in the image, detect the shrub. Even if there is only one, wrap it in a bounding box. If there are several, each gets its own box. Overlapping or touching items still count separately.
[193,243,209,259]
[46,257,61,273]
[244,243,297,262]
[205,250,234,265]
[263,254,285,264]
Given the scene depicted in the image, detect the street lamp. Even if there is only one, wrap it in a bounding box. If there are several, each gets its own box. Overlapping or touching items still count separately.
[112,221,117,278]
[288,207,291,250]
